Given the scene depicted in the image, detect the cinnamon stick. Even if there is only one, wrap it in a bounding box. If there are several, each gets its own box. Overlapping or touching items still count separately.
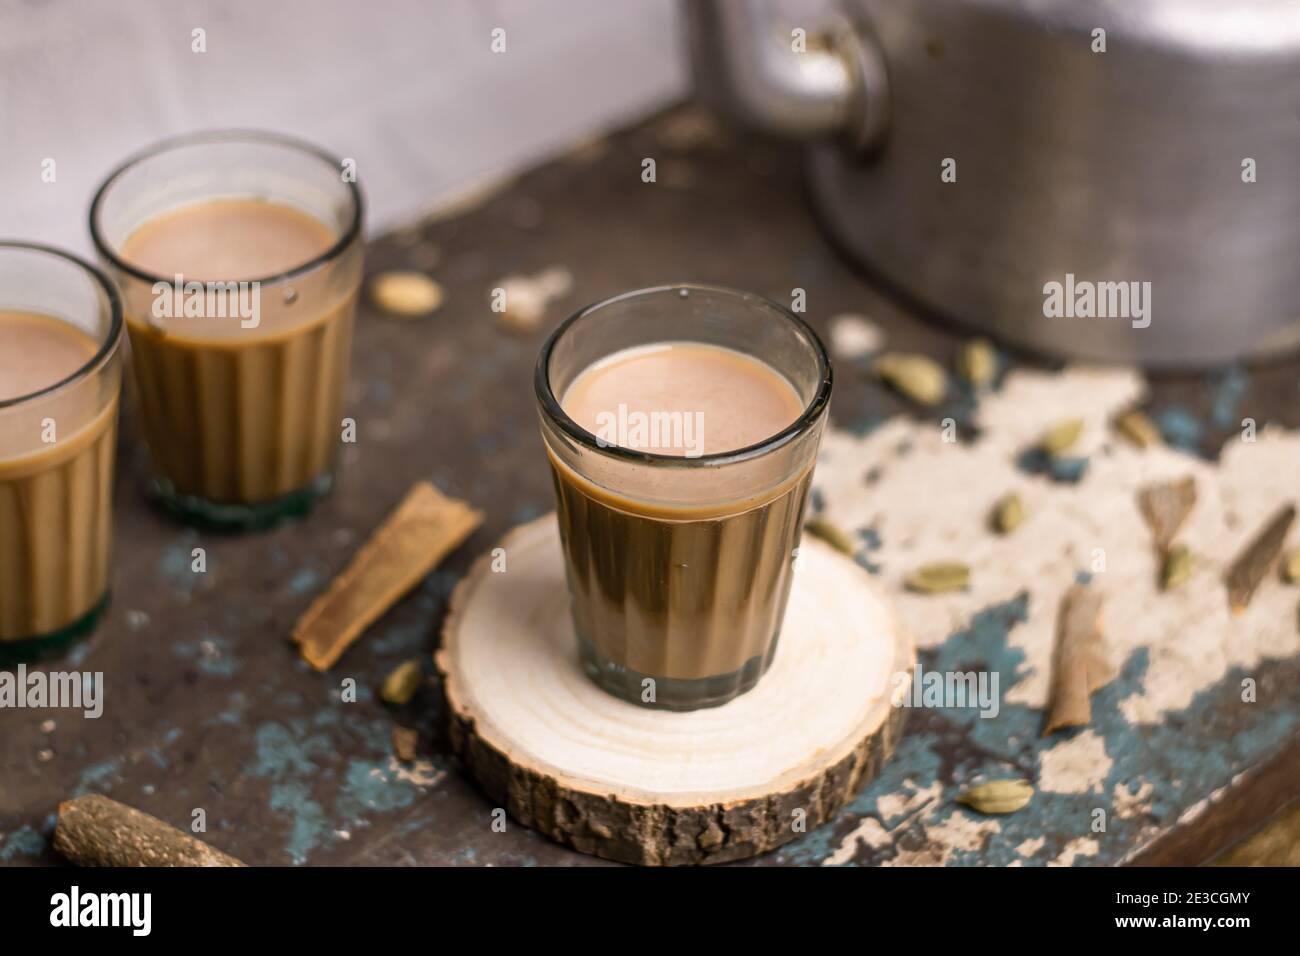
[1043,586,1112,735]
[1225,504,1296,613]
[293,482,482,670]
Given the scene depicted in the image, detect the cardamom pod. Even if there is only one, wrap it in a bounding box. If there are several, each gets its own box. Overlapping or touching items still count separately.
[956,779,1034,815]
[1115,409,1161,449]
[804,518,856,556]
[1161,543,1193,591]
[380,658,424,705]
[956,338,997,389]
[873,352,947,406]
[905,561,970,594]
[1281,548,1300,585]
[992,493,1025,534]
[1040,417,1085,456]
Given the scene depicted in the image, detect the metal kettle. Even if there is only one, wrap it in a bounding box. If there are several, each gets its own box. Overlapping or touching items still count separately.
[688,0,1300,366]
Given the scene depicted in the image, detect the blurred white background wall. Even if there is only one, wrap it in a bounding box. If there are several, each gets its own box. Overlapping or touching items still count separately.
[0,0,687,251]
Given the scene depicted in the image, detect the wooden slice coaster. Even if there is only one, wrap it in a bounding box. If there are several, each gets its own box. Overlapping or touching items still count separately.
[436,514,915,865]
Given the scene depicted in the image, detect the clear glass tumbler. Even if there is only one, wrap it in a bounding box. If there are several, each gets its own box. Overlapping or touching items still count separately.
[0,243,124,663]
[535,284,833,710]
[90,130,363,530]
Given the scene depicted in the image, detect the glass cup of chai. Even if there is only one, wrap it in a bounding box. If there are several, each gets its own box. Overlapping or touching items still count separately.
[535,284,833,710]
[90,131,363,530]
[0,243,124,663]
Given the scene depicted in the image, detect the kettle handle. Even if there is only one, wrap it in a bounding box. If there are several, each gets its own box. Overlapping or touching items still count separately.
[685,0,888,152]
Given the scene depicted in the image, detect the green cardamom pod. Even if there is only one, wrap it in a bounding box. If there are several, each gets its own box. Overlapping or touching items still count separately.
[956,338,997,389]
[1115,409,1161,449]
[873,352,947,406]
[993,493,1025,534]
[956,779,1034,815]
[804,518,856,556]
[380,659,423,705]
[1040,417,1085,456]
[1281,548,1300,585]
[1161,543,1194,591]
[905,561,970,594]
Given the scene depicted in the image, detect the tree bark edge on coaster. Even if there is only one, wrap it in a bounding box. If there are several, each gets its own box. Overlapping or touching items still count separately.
[436,514,914,866]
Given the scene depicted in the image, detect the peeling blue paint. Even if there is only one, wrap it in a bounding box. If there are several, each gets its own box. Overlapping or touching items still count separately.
[858,527,883,551]
[287,568,321,596]
[784,588,1298,866]
[207,690,251,726]
[66,640,93,667]
[247,721,338,864]
[852,553,882,575]
[399,816,435,836]
[249,721,334,778]
[312,706,342,727]
[1153,406,1203,452]
[0,825,46,860]
[158,532,206,593]
[71,726,185,797]
[173,632,241,677]
[1048,456,1089,483]
[846,524,883,574]
[340,760,422,814]
[270,781,329,865]
[245,714,446,864]
[146,727,184,770]
[1017,448,1089,484]
[1209,366,1249,431]
[74,756,123,795]
[936,389,980,435]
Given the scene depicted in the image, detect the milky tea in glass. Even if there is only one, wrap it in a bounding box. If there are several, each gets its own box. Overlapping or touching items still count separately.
[91,132,363,529]
[0,244,123,660]
[535,285,832,710]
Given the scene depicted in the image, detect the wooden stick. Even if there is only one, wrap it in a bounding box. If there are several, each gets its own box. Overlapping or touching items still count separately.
[53,795,245,867]
[293,482,482,670]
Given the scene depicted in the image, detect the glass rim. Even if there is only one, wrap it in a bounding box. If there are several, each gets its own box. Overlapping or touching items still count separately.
[534,283,833,468]
[88,128,364,288]
[0,241,124,411]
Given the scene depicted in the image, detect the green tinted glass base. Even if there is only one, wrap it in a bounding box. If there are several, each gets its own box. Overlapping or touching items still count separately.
[150,472,333,532]
[0,591,109,667]
[576,632,778,711]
